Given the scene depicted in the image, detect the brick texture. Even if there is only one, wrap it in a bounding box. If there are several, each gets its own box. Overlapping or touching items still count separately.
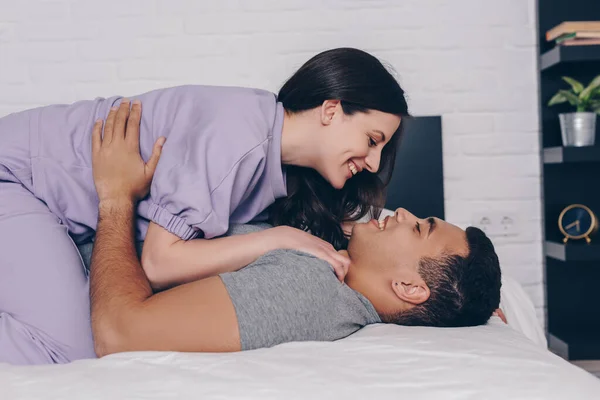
[0,0,544,326]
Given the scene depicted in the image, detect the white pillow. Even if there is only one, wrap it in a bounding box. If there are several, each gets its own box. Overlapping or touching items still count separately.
[499,275,547,347]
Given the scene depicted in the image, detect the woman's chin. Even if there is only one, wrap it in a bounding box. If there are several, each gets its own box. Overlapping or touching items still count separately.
[320,170,348,190]
[331,176,347,190]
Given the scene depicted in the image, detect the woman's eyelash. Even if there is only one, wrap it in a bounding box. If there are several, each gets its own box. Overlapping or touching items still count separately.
[369,137,377,147]
[415,222,421,234]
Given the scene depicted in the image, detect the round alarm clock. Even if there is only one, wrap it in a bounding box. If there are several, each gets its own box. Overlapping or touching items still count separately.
[558,204,598,244]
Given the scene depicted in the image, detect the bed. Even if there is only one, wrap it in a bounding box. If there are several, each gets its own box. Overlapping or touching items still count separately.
[4,117,598,398]
[2,275,598,399]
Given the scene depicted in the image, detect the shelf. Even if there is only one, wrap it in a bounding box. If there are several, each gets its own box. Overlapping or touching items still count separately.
[545,240,600,261]
[540,45,600,71]
[549,329,600,360]
[543,146,600,164]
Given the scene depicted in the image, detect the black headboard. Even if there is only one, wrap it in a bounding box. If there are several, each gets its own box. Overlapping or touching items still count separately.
[383,116,444,219]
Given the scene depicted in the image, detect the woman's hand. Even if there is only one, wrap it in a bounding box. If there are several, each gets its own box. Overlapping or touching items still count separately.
[261,226,351,281]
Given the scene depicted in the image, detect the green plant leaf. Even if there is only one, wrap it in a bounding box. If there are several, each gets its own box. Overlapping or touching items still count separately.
[589,100,600,112]
[559,90,580,106]
[562,76,584,94]
[548,92,568,106]
[580,74,600,101]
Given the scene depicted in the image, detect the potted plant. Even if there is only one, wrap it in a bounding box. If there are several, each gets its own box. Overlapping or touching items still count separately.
[548,75,600,147]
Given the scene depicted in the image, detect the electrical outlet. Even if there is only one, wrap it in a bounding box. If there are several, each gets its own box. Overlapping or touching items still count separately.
[471,212,518,237]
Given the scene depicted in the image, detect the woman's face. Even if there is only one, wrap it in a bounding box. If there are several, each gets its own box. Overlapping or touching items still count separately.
[316,101,401,189]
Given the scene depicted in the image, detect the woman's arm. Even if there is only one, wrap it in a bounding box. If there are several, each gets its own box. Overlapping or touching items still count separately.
[142,220,352,291]
[142,221,278,290]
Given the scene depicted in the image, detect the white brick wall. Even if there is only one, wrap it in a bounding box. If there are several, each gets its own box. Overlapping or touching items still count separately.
[0,0,544,326]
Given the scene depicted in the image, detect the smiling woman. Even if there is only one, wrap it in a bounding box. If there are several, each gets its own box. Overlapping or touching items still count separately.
[271,48,409,250]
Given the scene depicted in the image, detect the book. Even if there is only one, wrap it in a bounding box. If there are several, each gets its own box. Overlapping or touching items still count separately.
[546,21,600,41]
[555,32,600,43]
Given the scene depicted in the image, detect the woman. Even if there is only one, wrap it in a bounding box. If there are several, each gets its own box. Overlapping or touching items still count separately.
[0,48,409,365]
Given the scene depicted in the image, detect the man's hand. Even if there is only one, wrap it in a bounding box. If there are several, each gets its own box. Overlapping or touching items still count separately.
[493,308,508,324]
[92,99,165,203]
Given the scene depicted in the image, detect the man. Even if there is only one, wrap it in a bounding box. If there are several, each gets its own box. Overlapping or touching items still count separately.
[87,103,502,356]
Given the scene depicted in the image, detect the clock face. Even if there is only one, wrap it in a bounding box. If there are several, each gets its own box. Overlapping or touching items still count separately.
[561,206,594,237]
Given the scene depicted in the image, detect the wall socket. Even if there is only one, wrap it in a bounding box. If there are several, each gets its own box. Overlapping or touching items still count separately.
[471,212,518,237]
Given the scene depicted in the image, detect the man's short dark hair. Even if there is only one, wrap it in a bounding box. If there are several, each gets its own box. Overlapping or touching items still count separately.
[382,226,501,327]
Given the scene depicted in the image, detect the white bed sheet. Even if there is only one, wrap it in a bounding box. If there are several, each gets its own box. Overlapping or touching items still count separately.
[2,321,598,400]
[2,278,599,400]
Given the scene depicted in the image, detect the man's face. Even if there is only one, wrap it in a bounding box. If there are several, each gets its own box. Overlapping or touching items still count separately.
[347,208,469,276]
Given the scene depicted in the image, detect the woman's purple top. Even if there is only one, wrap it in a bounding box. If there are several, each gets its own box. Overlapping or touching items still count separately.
[5,85,287,243]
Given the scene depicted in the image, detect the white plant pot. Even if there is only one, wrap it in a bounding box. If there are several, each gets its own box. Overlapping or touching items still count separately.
[559,112,597,147]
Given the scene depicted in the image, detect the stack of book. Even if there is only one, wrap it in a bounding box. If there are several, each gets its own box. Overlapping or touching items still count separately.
[546,21,600,46]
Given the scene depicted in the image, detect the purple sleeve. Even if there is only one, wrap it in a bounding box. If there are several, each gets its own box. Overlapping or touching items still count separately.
[133,86,274,240]
[145,144,268,240]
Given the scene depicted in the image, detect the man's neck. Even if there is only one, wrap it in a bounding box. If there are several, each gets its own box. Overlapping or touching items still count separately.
[340,251,401,318]
[339,250,366,294]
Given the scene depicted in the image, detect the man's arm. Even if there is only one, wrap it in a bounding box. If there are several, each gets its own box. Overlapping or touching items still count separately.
[90,199,150,355]
[90,100,240,356]
[90,199,240,356]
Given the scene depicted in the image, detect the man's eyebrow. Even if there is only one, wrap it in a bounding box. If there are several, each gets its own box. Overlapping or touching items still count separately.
[373,130,386,142]
[427,217,436,238]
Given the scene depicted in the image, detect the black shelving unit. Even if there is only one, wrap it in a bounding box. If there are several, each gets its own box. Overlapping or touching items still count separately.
[538,1,600,361]
[540,45,600,71]
[549,331,600,360]
[543,146,600,164]
[545,241,600,262]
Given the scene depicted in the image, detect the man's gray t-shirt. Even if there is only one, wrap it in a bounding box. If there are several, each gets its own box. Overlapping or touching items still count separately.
[219,224,381,351]
[77,223,381,351]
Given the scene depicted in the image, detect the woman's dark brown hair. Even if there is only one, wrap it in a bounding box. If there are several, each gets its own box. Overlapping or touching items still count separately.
[270,48,410,249]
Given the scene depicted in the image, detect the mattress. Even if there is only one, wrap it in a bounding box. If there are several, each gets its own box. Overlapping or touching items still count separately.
[2,277,598,399]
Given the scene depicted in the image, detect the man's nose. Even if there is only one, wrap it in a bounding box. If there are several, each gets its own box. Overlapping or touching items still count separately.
[394,208,416,222]
[365,149,381,173]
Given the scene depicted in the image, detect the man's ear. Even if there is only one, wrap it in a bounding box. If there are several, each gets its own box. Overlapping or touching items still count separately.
[391,280,430,305]
[320,99,340,126]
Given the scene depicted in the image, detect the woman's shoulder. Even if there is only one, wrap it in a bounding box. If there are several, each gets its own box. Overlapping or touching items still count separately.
[142,84,281,152]
[140,84,276,104]
[151,84,279,136]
